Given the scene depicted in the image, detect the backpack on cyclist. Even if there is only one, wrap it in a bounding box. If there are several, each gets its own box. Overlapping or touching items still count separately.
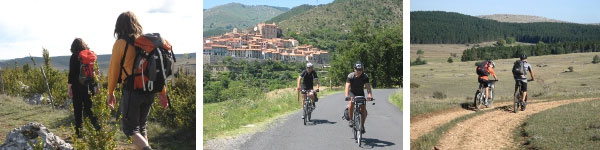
[78,49,98,94]
[476,61,490,76]
[122,33,176,93]
[512,60,526,76]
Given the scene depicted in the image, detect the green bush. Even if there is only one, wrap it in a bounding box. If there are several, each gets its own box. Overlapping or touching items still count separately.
[411,56,427,66]
[593,55,600,64]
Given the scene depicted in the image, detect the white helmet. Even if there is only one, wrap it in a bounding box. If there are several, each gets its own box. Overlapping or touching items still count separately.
[306,62,313,68]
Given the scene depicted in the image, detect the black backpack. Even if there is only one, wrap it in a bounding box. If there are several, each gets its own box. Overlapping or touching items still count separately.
[476,61,490,76]
[120,33,176,93]
[512,60,526,76]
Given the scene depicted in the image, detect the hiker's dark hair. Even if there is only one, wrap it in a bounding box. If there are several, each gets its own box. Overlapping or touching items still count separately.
[70,38,89,54]
[114,11,143,41]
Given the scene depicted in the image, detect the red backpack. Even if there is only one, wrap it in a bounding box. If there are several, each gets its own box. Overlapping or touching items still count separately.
[78,50,97,91]
[120,33,175,93]
[476,61,490,76]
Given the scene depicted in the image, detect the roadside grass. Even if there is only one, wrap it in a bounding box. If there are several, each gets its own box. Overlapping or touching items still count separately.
[515,99,600,150]
[411,50,600,117]
[0,95,194,149]
[203,87,342,144]
[389,90,403,111]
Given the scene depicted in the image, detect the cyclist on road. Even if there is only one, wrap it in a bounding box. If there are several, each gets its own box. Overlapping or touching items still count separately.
[345,61,373,134]
[477,60,498,106]
[297,62,320,119]
[514,55,535,111]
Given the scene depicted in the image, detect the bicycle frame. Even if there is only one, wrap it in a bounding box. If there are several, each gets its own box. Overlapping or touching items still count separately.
[346,96,374,147]
[474,80,497,110]
[302,90,317,125]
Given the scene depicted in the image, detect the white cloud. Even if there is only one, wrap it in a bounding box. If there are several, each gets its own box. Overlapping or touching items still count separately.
[0,0,200,60]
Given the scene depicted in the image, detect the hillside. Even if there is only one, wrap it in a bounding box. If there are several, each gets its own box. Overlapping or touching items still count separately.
[267,0,402,51]
[478,14,566,23]
[265,4,315,24]
[0,53,196,74]
[411,11,600,44]
[203,3,289,37]
[275,0,402,33]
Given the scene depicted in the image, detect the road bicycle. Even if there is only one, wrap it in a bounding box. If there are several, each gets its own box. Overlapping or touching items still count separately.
[514,79,533,113]
[474,80,497,111]
[345,96,374,147]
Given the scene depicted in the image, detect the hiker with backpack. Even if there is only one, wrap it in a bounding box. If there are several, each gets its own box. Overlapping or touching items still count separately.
[107,11,174,150]
[67,38,101,137]
[512,55,535,111]
[476,59,498,106]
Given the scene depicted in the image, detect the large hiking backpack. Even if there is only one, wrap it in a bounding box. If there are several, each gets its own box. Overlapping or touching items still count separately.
[124,33,176,93]
[476,61,490,76]
[78,49,97,93]
[512,60,526,76]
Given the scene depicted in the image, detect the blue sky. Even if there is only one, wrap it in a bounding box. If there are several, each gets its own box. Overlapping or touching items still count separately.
[412,0,600,24]
[204,0,335,9]
[0,0,200,60]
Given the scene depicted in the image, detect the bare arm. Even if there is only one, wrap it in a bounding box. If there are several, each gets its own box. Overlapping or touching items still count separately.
[296,76,302,91]
[345,82,351,97]
[366,83,373,100]
[530,69,535,80]
[315,79,320,90]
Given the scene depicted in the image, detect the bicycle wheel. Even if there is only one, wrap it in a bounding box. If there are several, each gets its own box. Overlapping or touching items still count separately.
[514,88,520,113]
[352,109,359,141]
[488,89,494,107]
[303,102,308,125]
[475,91,483,111]
[307,100,312,122]
[357,112,363,147]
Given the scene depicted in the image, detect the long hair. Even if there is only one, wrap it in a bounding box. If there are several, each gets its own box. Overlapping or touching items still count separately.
[114,11,143,41]
[70,38,89,54]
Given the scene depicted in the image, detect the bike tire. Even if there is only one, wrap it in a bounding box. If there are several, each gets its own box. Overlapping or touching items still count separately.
[307,101,312,122]
[514,88,520,113]
[352,110,358,141]
[357,113,363,147]
[488,90,494,107]
[475,92,483,111]
[303,103,308,125]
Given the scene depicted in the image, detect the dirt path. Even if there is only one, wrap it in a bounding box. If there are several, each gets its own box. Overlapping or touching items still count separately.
[410,101,513,141]
[436,98,594,150]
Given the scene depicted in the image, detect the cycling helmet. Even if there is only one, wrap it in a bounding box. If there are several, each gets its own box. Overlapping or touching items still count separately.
[354,61,364,70]
[520,54,527,60]
[306,62,313,68]
[489,60,496,68]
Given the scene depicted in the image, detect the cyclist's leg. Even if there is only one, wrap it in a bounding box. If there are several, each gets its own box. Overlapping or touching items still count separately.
[360,104,367,132]
[521,81,528,102]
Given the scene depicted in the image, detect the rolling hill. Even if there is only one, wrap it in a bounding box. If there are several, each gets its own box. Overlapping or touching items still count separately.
[274,0,402,34]
[478,14,567,23]
[411,11,600,44]
[0,53,196,74]
[203,3,289,37]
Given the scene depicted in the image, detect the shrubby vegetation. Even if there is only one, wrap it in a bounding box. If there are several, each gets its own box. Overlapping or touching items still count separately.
[1,48,196,149]
[411,11,600,44]
[329,19,402,88]
[203,60,304,103]
[461,40,600,61]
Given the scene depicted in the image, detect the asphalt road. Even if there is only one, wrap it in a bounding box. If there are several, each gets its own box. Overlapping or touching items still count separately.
[240,89,402,150]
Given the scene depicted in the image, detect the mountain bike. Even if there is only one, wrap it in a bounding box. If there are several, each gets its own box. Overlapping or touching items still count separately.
[514,79,533,113]
[474,80,497,111]
[302,89,318,125]
[345,96,374,147]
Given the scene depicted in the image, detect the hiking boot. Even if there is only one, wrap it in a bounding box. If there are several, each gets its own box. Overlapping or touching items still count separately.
[484,99,489,107]
[361,128,366,134]
[301,115,305,119]
[521,101,527,111]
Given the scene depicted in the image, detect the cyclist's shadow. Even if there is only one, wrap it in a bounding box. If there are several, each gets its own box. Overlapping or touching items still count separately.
[361,138,395,149]
[307,119,336,126]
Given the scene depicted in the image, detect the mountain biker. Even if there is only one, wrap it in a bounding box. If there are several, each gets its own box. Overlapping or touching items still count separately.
[297,62,320,119]
[478,60,498,106]
[514,55,535,111]
[345,61,373,134]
